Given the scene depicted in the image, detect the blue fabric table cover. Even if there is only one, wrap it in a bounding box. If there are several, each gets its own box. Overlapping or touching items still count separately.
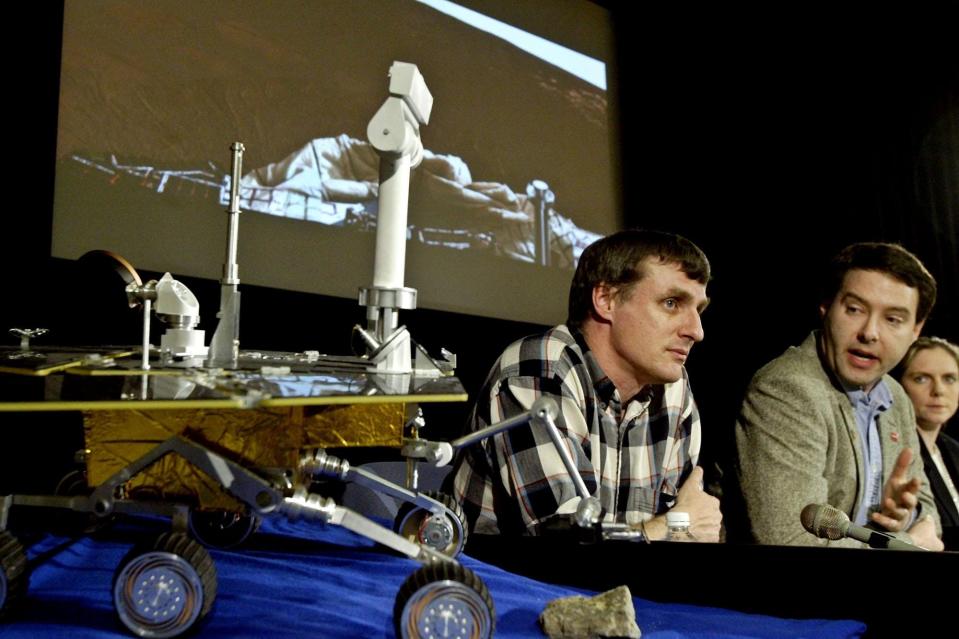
[0,517,865,638]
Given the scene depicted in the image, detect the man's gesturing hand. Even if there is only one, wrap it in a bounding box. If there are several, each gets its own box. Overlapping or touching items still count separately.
[871,448,920,532]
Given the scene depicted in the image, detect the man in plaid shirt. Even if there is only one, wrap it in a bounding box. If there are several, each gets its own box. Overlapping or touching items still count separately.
[448,229,722,540]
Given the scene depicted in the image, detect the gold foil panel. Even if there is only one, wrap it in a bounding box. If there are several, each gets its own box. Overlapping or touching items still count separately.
[301,403,405,447]
[83,403,406,508]
[84,408,303,509]
[122,453,244,512]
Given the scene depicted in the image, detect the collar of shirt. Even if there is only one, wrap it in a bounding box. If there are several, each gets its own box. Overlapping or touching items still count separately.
[568,325,654,422]
[842,378,893,413]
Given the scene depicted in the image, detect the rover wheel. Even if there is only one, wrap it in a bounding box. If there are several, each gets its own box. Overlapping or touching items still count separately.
[54,468,111,535]
[394,561,494,639]
[0,531,29,620]
[113,533,216,638]
[188,509,258,549]
[394,491,467,557]
[54,468,88,496]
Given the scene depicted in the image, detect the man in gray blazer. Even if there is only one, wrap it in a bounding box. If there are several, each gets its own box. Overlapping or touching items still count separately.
[733,242,943,549]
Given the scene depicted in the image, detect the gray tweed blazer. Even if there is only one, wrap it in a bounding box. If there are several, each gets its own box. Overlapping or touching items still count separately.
[734,332,939,547]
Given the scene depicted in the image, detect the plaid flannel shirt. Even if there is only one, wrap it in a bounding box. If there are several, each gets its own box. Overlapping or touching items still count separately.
[449,324,701,534]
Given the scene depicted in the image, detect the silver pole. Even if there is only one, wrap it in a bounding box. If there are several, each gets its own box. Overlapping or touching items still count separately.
[223,142,244,285]
[207,142,245,368]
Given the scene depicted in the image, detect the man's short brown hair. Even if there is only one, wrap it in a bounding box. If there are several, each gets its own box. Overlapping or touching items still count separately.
[567,229,710,328]
[823,242,937,323]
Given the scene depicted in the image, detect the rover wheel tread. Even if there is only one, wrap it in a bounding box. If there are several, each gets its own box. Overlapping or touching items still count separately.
[394,491,467,557]
[0,531,29,620]
[112,532,217,638]
[393,561,494,639]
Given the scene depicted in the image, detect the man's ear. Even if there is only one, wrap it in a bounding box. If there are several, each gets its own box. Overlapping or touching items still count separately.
[818,302,828,321]
[912,318,926,340]
[592,284,616,322]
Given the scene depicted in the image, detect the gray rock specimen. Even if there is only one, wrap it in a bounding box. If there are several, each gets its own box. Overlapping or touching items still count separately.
[539,584,641,638]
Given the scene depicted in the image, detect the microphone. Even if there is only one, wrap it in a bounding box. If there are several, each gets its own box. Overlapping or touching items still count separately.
[800,503,925,551]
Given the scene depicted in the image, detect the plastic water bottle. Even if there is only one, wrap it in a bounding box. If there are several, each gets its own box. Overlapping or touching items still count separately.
[665,511,696,542]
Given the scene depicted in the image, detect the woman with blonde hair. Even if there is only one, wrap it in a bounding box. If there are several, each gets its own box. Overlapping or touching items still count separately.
[899,336,959,550]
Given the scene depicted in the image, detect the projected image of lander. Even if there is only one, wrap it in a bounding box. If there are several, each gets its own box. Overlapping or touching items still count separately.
[67,135,600,269]
[53,0,616,324]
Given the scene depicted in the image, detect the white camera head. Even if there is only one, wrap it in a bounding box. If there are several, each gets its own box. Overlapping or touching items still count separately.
[155,272,200,328]
[388,61,433,126]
